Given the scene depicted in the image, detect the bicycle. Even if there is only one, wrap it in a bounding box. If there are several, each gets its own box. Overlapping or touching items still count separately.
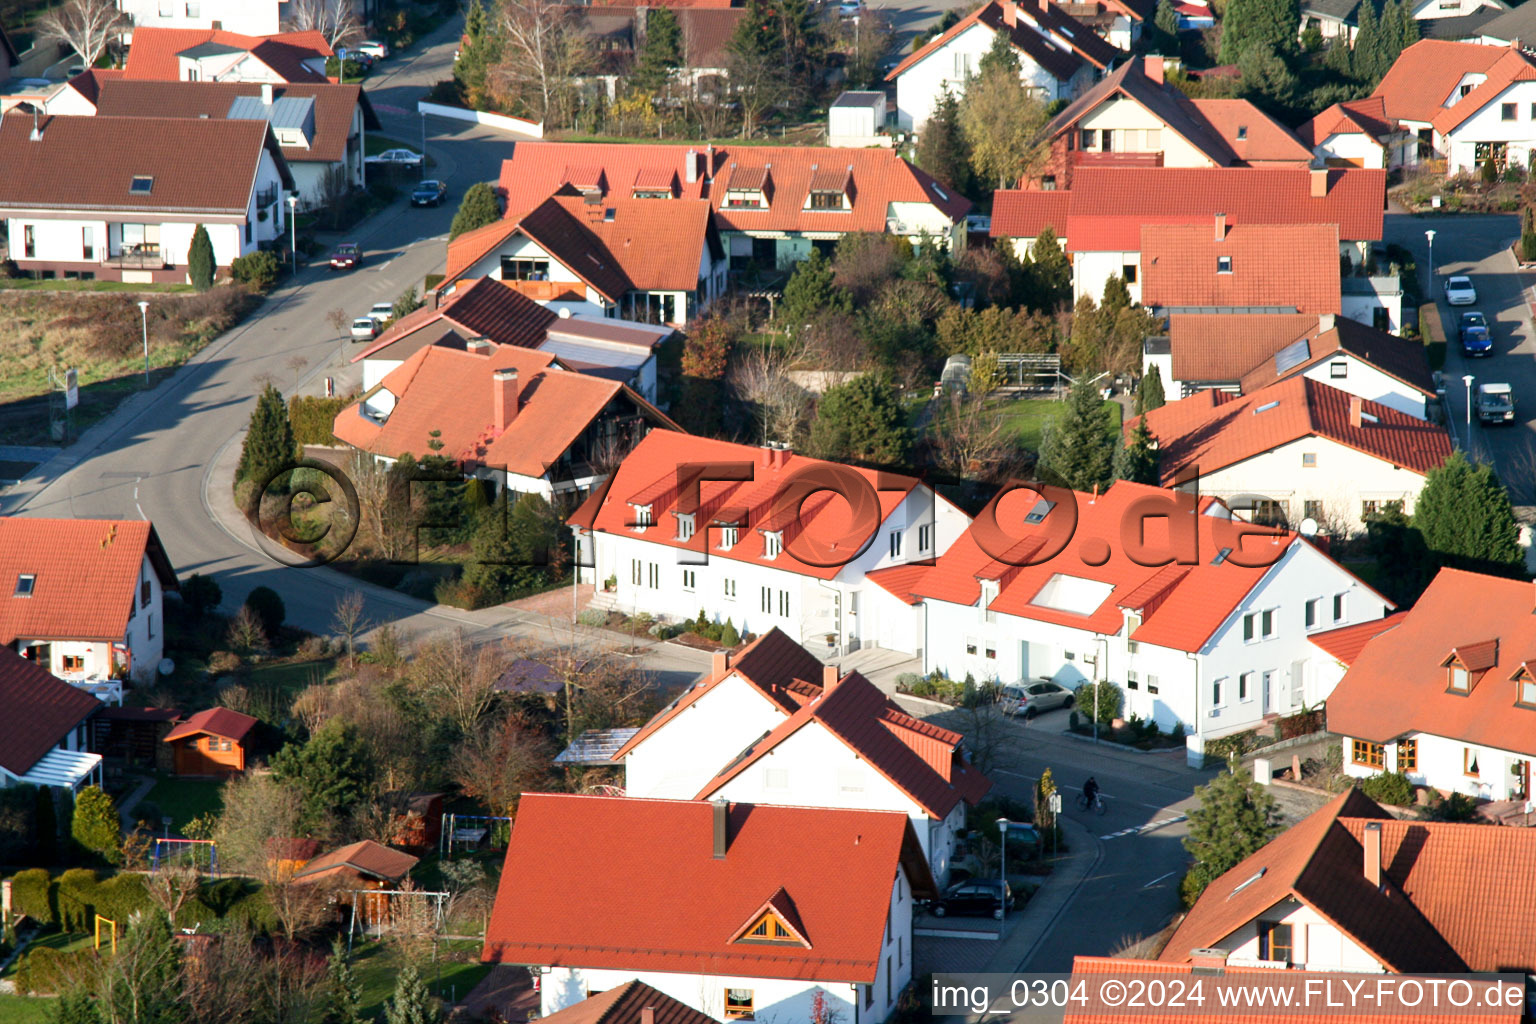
[1076,791,1107,815]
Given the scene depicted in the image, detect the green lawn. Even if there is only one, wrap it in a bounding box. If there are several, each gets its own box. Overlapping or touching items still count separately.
[0,280,194,293]
[0,994,57,1022]
[352,939,494,1018]
[143,775,224,833]
[992,396,1123,453]
[244,657,337,698]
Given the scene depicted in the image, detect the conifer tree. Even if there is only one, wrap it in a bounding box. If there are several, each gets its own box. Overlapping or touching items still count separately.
[977,27,1021,77]
[450,183,501,240]
[1113,417,1159,485]
[237,384,296,488]
[916,87,973,194]
[634,7,682,92]
[384,963,444,1024]
[1412,451,1524,576]
[1180,764,1281,905]
[1137,364,1166,414]
[1037,377,1114,491]
[780,249,853,334]
[319,937,367,1024]
[188,224,214,291]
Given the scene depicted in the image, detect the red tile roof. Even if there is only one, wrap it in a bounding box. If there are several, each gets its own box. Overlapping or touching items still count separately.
[1188,98,1313,165]
[1431,46,1536,134]
[62,67,124,107]
[1160,312,1318,383]
[333,340,677,478]
[1159,789,1466,973]
[1297,96,1399,148]
[992,166,1385,248]
[695,671,991,817]
[123,27,332,82]
[0,647,102,777]
[534,981,720,1024]
[1327,568,1536,757]
[885,481,1321,653]
[164,707,258,744]
[566,432,924,582]
[93,79,377,164]
[354,278,559,362]
[1371,39,1511,125]
[1308,611,1407,665]
[1237,314,1437,396]
[989,189,1071,239]
[1133,377,1453,482]
[0,518,178,645]
[886,0,1113,85]
[481,794,936,982]
[1141,222,1341,313]
[0,112,291,215]
[293,839,419,883]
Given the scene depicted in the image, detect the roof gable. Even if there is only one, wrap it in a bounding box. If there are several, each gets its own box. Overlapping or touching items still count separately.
[1372,39,1510,123]
[124,27,331,82]
[730,888,813,947]
[534,981,720,1024]
[886,0,1111,85]
[0,648,102,777]
[1430,46,1536,133]
[164,707,257,743]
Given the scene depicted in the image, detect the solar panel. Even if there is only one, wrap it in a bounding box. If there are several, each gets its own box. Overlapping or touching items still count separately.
[1274,337,1311,374]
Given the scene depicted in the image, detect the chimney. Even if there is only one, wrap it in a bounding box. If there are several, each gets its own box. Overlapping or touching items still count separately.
[823,664,839,688]
[706,143,716,183]
[1145,55,1165,84]
[1189,949,1228,970]
[1213,212,1226,241]
[761,446,774,468]
[1348,395,1363,429]
[1003,0,1018,26]
[493,369,520,431]
[1363,821,1382,889]
[466,339,493,354]
[29,106,42,142]
[1310,168,1328,198]
[712,799,729,859]
[642,1010,656,1024]
[686,148,699,184]
[1318,312,1335,332]
[712,649,729,677]
[261,82,274,106]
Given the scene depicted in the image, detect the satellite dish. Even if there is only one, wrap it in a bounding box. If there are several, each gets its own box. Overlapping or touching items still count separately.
[157,658,175,676]
[1299,518,1319,537]
[558,307,571,319]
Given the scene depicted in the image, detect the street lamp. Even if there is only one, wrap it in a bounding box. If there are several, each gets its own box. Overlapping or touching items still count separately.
[286,193,299,273]
[996,817,1009,933]
[1425,229,1436,296]
[1464,373,1475,427]
[136,301,149,385]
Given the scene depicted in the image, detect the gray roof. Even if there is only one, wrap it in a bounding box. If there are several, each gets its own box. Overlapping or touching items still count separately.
[832,91,887,109]
[1465,2,1532,41]
[228,94,316,132]
[177,41,245,59]
[1300,0,1380,25]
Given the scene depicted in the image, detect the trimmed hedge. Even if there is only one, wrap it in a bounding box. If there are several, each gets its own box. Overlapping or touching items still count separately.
[4,870,275,940]
[13,945,96,996]
[288,395,351,446]
[11,867,53,926]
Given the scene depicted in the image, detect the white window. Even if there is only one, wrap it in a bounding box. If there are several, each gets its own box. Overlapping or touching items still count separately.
[682,569,697,591]
[648,563,660,589]
[677,514,695,541]
[1521,677,1536,705]
[918,524,932,552]
[1144,128,1161,149]
[953,52,972,76]
[1305,597,1323,630]
[779,590,790,617]
[724,578,737,600]
[1239,671,1253,701]
[1126,612,1141,652]
[1243,609,1276,642]
[761,587,773,613]
[1217,256,1233,274]
[980,580,998,624]
[720,525,738,549]
[631,559,642,585]
[186,1,199,15]
[838,766,865,792]
[889,531,903,558]
[1450,665,1469,691]
[633,504,652,530]
[764,767,789,789]
[159,0,173,15]
[764,532,782,559]
[1332,593,1346,622]
[1213,678,1224,706]
[1302,452,1317,468]
[1146,675,1159,695]
[14,574,35,597]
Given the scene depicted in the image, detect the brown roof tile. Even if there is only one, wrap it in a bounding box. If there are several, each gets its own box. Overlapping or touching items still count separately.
[1141,222,1341,313]
[164,707,258,744]
[534,981,719,1024]
[294,839,418,883]
[0,647,102,777]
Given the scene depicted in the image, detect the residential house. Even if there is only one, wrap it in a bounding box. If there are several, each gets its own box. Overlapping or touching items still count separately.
[439,194,726,326]
[1141,220,1344,316]
[1052,0,1152,49]
[1329,568,1536,808]
[1301,0,1505,44]
[1470,1,1536,44]
[494,141,972,273]
[1134,377,1452,532]
[1306,612,1407,713]
[163,707,256,775]
[1153,787,1536,978]
[121,27,332,83]
[1029,57,1313,191]
[355,276,671,399]
[1297,96,1415,169]
[482,794,936,1024]
[0,647,104,791]
[0,518,179,699]
[332,339,679,502]
[613,629,991,882]
[1142,312,1439,417]
[567,431,973,655]
[1172,0,1216,28]
[91,79,377,208]
[885,0,1119,131]
[1372,39,1536,173]
[865,480,1394,765]
[0,112,293,283]
[988,166,1387,318]
[116,0,282,38]
[525,982,720,1024]
[573,6,743,97]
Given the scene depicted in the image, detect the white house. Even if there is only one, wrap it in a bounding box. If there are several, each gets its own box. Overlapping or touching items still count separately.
[0,111,292,283]
[1143,788,1536,978]
[0,518,179,701]
[569,432,973,657]
[1136,376,1453,533]
[116,0,281,37]
[612,631,992,883]
[884,0,1118,130]
[1301,0,1505,45]
[483,794,935,1024]
[119,26,332,83]
[1330,568,1536,809]
[1297,97,1415,169]
[867,480,1394,766]
[1372,39,1536,173]
[0,648,104,792]
[1143,312,1438,418]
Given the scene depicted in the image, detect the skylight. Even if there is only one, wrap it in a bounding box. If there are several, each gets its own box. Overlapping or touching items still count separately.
[1254,400,1280,414]
[1030,573,1114,616]
[1024,499,1055,524]
[1237,125,1248,140]
[130,176,154,194]
[1229,867,1265,897]
[931,182,949,202]
[14,573,35,597]
[1211,547,1232,565]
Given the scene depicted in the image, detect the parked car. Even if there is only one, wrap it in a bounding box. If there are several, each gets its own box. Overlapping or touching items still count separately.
[329,243,362,270]
[839,0,866,15]
[355,40,389,59]
[1477,382,1515,424]
[1001,680,1074,719]
[1444,276,1477,306]
[336,48,373,70]
[351,316,380,340]
[928,879,1013,920]
[1460,312,1492,357]
[367,301,395,324]
[365,148,422,167]
[412,180,448,207]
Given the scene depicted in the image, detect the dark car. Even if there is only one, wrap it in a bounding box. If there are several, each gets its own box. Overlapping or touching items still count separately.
[412,180,448,207]
[1459,311,1492,357]
[1001,680,1074,719]
[929,879,1013,920]
[329,243,362,270]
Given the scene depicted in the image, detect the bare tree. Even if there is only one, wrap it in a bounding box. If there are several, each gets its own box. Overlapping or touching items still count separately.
[37,0,127,67]
[350,451,413,561]
[325,308,349,340]
[384,878,440,968]
[286,354,310,388]
[331,590,369,667]
[730,344,811,447]
[214,774,337,941]
[929,391,1024,483]
[450,716,555,817]
[411,630,504,736]
[146,861,201,925]
[286,0,363,50]
[493,0,591,126]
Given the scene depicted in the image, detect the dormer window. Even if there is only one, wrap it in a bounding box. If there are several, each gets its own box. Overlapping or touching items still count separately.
[633,189,672,199]
[805,166,854,211]
[723,164,772,209]
[1514,663,1536,707]
[808,190,844,210]
[979,579,998,624]
[677,513,696,541]
[632,504,653,531]
[725,189,768,209]
[1443,641,1496,694]
[739,913,796,943]
[720,525,739,550]
[1450,666,1469,691]
[14,574,35,597]
[763,531,783,559]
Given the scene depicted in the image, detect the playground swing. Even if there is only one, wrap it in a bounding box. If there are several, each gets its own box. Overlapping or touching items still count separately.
[151,837,219,876]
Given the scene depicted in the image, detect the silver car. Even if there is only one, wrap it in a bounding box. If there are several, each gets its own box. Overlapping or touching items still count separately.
[1001,680,1074,719]
[351,317,380,340]
[1444,275,1477,306]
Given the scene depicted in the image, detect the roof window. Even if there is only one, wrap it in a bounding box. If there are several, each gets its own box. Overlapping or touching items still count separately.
[14,573,35,597]
[1229,867,1265,897]
[1253,400,1280,414]
[130,176,154,194]
[1211,547,1232,565]
[1025,499,1055,524]
[1217,255,1233,274]
[736,911,799,945]
[1236,125,1248,140]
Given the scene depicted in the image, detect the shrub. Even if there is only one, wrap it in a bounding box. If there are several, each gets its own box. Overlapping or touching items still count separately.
[231,250,280,291]
[895,672,924,692]
[435,577,493,610]
[56,867,99,932]
[13,946,95,996]
[288,395,350,446]
[909,677,936,697]
[1068,710,1080,732]
[244,586,286,636]
[576,608,609,627]
[720,619,741,646]
[72,786,122,865]
[1074,681,1123,726]
[1170,721,1186,741]
[189,224,215,290]
[10,867,54,925]
[208,650,243,675]
[1358,771,1414,807]
[297,635,330,660]
[93,872,152,927]
[1426,791,1480,822]
[1202,730,1256,767]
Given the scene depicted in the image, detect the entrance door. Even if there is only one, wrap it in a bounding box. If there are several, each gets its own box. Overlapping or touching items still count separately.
[1262,671,1274,714]
[1516,760,1531,801]
[1290,660,1307,708]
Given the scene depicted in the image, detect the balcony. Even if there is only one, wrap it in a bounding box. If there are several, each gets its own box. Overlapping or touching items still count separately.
[106,245,168,269]
[56,675,123,705]
[256,184,280,209]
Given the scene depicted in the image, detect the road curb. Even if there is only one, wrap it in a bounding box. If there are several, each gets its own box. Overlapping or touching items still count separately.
[1003,815,1104,972]
[1057,728,1182,756]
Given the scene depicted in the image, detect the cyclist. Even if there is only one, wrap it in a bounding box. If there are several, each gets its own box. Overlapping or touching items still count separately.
[1082,776,1100,809]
